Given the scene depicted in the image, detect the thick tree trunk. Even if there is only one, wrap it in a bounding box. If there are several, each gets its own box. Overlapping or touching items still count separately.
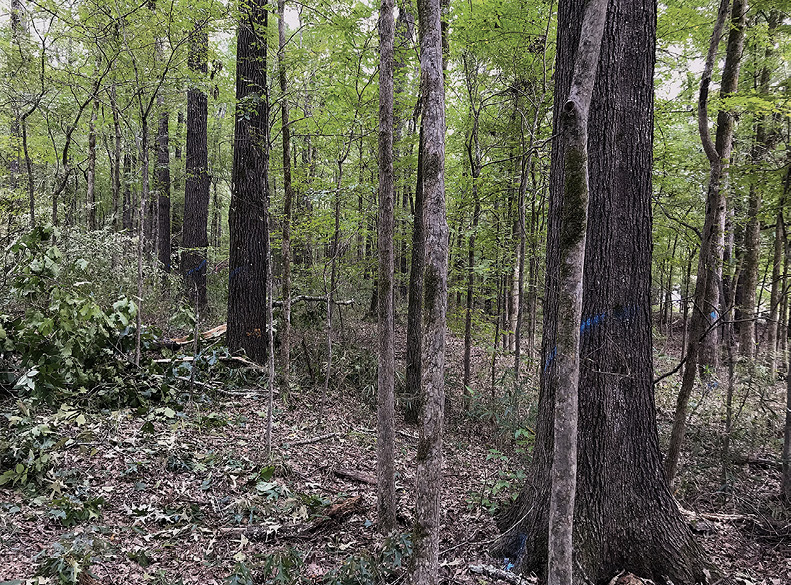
[156,96,171,272]
[278,0,294,388]
[410,0,447,581]
[228,0,270,364]
[546,2,607,582]
[183,25,211,305]
[496,2,706,583]
[665,0,746,485]
[377,0,397,534]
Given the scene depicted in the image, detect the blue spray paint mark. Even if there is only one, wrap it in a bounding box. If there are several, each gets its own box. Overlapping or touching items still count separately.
[544,305,639,372]
[710,310,718,320]
[187,259,207,276]
[229,266,245,281]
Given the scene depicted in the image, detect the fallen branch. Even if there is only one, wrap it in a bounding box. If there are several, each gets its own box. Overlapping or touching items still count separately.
[288,432,337,447]
[333,467,376,485]
[468,564,537,585]
[273,295,355,307]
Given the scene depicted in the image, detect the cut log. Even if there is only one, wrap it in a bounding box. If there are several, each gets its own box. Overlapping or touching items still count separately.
[333,467,376,485]
[307,495,363,532]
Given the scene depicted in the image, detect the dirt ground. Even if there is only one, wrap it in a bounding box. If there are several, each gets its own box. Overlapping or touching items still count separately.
[1,321,789,584]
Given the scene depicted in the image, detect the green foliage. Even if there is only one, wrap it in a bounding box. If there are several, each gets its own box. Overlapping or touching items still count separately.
[1,226,138,401]
[0,401,60,488]
[35,533,107,585]
[325,533,412,585]
[466,449,526,515]
[48,493,105,527]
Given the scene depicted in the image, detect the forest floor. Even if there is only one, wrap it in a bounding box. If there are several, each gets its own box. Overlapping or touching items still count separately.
[1,321,790,584]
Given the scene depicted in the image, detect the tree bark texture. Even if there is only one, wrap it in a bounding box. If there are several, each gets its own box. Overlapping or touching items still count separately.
[495,1,706,583]
[377,0,397,534]
[546,2,607,583]
[405,125,425,422]
[410,0,447,581]
[183,26,211,305]
[228,0,270,364]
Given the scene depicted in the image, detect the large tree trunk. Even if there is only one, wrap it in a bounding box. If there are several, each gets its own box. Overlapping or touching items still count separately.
[495,2,706,583]
[665,0,747,485]
[546,1,608,582]
[156,95,171,272]
[377,0,397,534]
[183,25,211,305]
[277,0,294,389]
[228,0,270,364]
[409,0,447,581]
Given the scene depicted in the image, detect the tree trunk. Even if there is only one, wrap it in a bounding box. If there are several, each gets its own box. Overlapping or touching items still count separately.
[405,125,425,422]
[768,211,785,378]
[546,1,608,582]
[278,0,294,389]
[183,25,211,305]
[87,97,98,231]
[111,85,122,231]
[135,119,150,366]
[156,96,172,272]
[665,0,746,485]
[410,0,447,581]
[462,52,482,404]
[377,0,397,534]
[228,0,270,364]
[496,2,706,582]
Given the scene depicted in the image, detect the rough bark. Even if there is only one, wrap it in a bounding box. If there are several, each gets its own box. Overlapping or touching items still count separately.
[666,0,746,485]
[409,0,447,581]
[496,2,706,583]
[228,0,270,364]
[183,25,211,305]
[405,125,425,421]
[546,2,607,583]
[277,0,294,389]
[377,0,397,534]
